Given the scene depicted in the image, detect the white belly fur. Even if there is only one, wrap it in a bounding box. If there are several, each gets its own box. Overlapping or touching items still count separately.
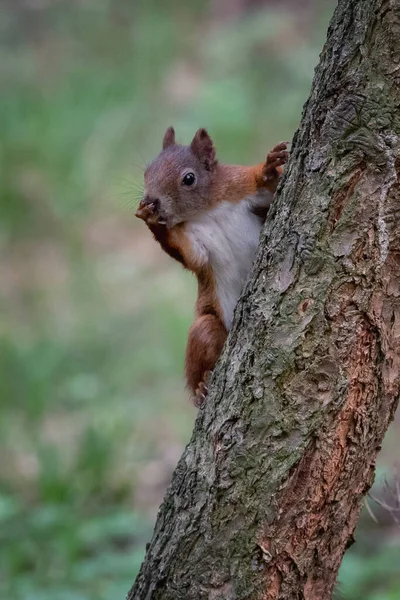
[186,193,270,329]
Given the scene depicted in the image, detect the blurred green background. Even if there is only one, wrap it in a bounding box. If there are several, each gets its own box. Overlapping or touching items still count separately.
[0,1,398,599]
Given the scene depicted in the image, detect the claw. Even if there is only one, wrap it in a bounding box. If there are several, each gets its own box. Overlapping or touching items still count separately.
[262,142,289,183]
[194,373,213,407]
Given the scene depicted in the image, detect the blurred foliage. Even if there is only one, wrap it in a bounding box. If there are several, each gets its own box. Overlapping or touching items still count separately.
[0,1,398,599]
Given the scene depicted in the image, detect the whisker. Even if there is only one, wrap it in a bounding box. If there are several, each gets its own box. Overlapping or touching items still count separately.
[109,189,143,207]
[112,189,143,198]
[110,196,140,213]
[136,147,148,169]
[113,177,144,192]
[113,186,144,199]
[132,161,145,172]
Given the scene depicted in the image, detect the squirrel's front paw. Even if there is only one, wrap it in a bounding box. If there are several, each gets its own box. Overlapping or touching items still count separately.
[136,199,167,226]
[263,142,289,183]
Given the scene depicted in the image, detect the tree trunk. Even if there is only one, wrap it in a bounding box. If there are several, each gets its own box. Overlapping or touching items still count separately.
[128,0,400,598]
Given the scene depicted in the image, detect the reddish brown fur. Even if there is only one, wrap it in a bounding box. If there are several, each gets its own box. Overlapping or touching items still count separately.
[210,161,284,206]
[185,314,227,405]
[136,128,287,403]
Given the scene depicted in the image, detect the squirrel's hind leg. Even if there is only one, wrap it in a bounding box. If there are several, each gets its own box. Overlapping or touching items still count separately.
[185,315,227,406]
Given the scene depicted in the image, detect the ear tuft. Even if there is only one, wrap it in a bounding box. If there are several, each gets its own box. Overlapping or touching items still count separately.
[162,126,176,150]
[190,128,217,171]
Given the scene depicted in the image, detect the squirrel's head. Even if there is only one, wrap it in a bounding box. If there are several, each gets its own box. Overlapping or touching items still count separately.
[138,127,218,226]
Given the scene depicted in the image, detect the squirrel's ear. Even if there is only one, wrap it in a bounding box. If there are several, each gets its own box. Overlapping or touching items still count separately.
[190,128,217,171]
[162,126,176,150]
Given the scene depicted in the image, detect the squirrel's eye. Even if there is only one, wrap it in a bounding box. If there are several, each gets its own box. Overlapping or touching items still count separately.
[182,172,196,186]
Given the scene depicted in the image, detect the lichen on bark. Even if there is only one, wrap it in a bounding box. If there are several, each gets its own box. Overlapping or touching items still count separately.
[128,1,400,598]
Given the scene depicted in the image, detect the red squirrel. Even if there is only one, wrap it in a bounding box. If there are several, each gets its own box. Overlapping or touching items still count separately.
[136,127,288,405]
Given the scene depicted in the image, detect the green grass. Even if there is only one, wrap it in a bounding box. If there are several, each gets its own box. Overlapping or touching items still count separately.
[0,1,399,599]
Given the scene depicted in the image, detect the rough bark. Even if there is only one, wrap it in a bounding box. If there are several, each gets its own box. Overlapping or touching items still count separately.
[128,0,400,598]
